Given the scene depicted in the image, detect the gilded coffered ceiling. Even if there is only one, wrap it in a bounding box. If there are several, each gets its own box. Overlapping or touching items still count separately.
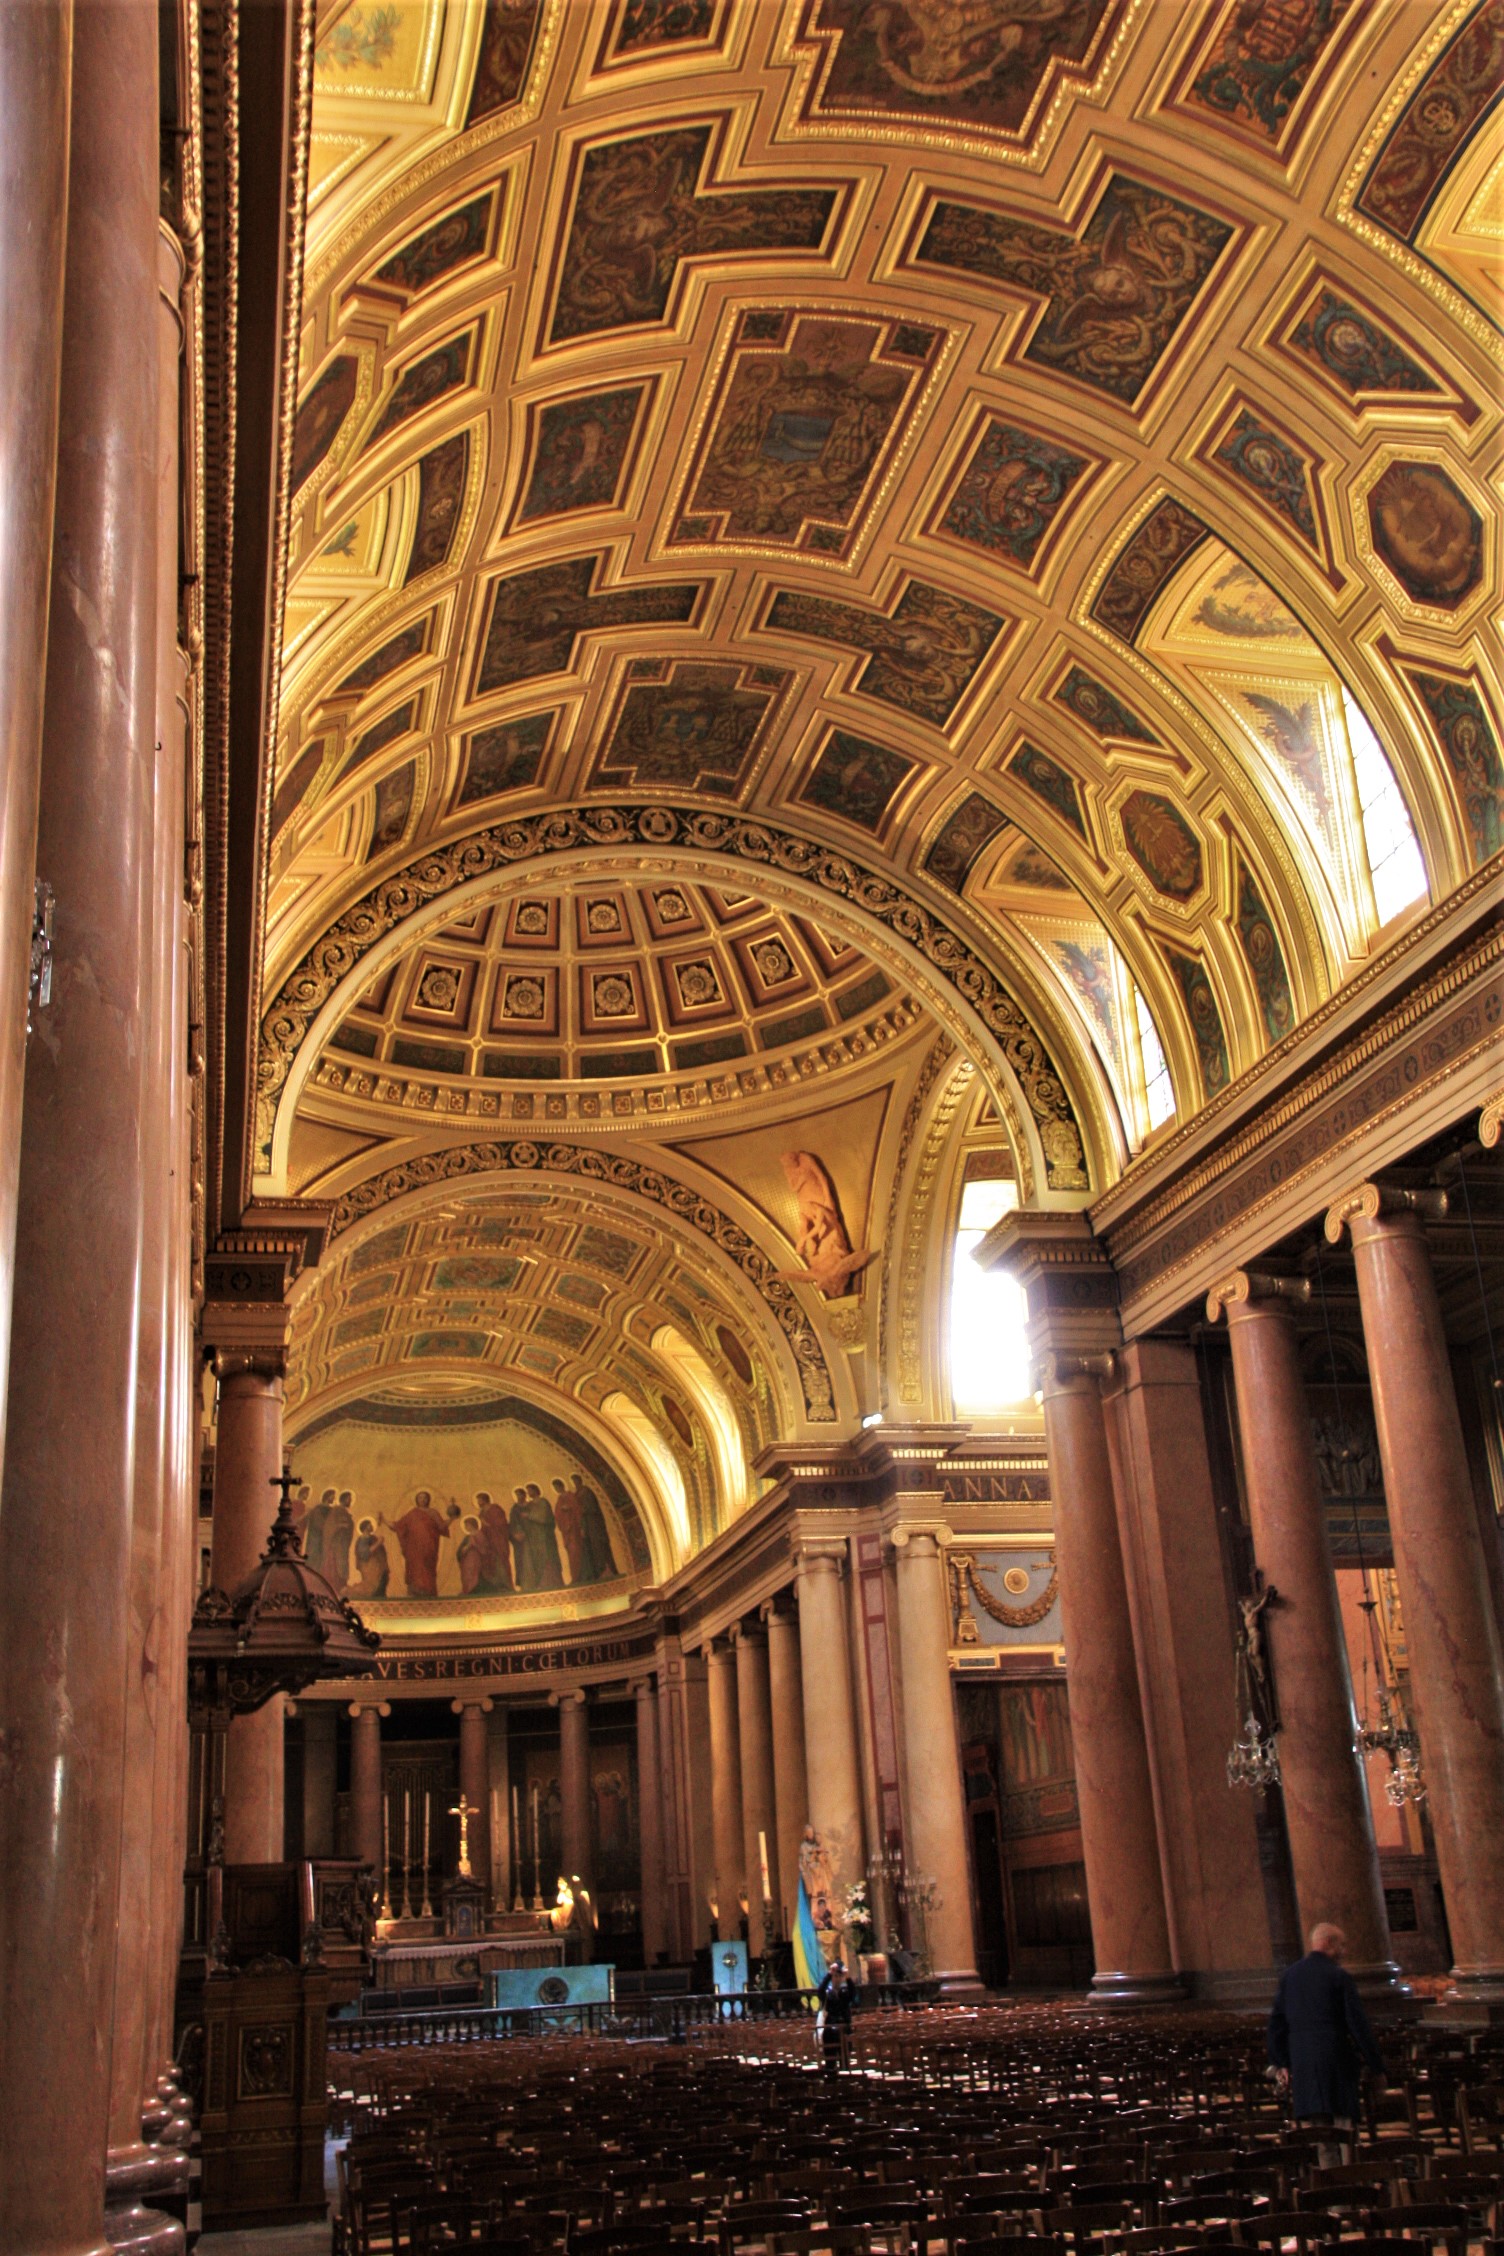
[267,0,1503,1520]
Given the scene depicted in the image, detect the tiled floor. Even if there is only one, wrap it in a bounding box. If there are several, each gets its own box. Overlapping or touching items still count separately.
[196,2228,331,2256]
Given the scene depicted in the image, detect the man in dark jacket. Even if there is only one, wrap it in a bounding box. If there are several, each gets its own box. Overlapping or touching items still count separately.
[1269,1923,1385,2131]
[816,1958,856,2075]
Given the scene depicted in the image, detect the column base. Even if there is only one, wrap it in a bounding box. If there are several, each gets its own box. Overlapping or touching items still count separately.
[1085,1970,1191,2009]
[105,2149,187,2256]
[931,1968,986,2002]
[1184,1966,1280,2009]
[1347,1961,1418,2018]
[1423,1967,1504,2024]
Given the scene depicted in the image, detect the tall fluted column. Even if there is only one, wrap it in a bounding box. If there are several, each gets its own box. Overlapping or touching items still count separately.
[210,1356,287,1863]
[733,1623,778,1931]
[684,1648,715,1946]
[0,0,71,1493]
[349,1703,387,1879]
[454,1699,493,1892]
[706,1638,745,1927]
[890,1529,981,1994]
[1327,1185,1504,1996]
[1209,1271,1395,1981]
[795,1541,865,1911]
[302,1705,338,1860]
[1041,1359,1178,2000]
[488,1708,511,1907]
[764,1600,807,1938]
[0,4,162,2245]
[634,1677,667,1965]
[557,1690,591,1886]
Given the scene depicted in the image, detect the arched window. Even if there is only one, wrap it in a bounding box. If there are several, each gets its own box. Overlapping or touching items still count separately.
[601,1391,690,1560]
[1133,985,1176,1133]
[949,1171,1033,1416]
[652,1323,748,1517]
[1341,690,1428,924]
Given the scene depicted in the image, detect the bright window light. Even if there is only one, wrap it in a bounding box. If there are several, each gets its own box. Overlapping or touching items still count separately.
[652,1324,748,1516]
[601,1391,688,1567]
[950,1175,1033,1415]
[1133,986,1176,1131]
[1342,690,1428,923]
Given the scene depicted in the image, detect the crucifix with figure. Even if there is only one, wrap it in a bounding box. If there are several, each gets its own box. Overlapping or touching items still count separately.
[450,1792,479,1879]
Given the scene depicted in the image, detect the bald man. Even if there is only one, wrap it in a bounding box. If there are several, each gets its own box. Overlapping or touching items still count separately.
[1268,1923,1384,2135]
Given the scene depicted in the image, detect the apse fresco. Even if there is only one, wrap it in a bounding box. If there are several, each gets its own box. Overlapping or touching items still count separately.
[285,1393,651,1619]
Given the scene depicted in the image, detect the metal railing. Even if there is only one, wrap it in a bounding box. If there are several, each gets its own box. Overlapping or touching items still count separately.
[327,1982,941,2052]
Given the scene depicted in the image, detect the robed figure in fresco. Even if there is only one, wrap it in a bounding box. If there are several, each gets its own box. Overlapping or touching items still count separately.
[553,1477,586,1583]
[352,1518,390,1599]
[475,1492,514,1595]
[510,1484,563,1591]
[382,1490,450,1598]
[577,1484,619,1582]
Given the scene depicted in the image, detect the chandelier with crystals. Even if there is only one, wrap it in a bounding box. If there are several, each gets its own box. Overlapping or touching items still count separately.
[1358,1681,1426,1807]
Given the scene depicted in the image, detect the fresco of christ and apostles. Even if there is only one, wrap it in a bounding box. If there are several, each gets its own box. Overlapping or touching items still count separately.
[283,1398,650,1607]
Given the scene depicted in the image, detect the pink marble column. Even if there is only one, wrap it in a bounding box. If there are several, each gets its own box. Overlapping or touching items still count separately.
[655,1634,698,1956]
[1208,1272,1395,1982]
[0,0,71,1497]
[0,5,162,2247]
[891,1530,982,1995]
[764,1599,808,1939]
[210,1357,287,1864]
[1041,1359,1178,2002]
[454,1699,493,1891]
[556,1689,591,1886]
[634,1676,667,1965]
[1107,1339,1275,1998]
[683,1647,715,1946]
[1328,1185,1504,1997]
[106,217,192,2253]
[733,1623,778,1929]
[706,1638,745,1926]
[795,1540,865,1910]
[349,1702,388,1879]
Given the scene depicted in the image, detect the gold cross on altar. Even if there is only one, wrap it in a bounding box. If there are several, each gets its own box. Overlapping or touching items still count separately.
[450,1793,479,1878]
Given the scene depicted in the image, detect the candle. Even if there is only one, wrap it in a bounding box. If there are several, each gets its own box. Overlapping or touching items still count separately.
[758,1828,772,1905]
[512,1783,520,1859]
[532,1781,539,1854]
[422,1789,430,1872]
[403,1786,411,1863]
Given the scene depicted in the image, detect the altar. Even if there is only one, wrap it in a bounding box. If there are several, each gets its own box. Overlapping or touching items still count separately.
[370,1909,566,1989]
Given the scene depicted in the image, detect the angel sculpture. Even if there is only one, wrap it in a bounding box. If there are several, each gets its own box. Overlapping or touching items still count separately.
[775,1150,874,1299]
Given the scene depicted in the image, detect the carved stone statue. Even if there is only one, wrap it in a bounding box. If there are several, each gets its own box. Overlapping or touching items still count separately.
[776,1151,874,1299]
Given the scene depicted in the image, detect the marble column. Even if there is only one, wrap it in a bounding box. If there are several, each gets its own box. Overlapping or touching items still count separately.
[557,1690,591,1886]
[634,1676,667,1965]
[1327,1185,1504,1996]
[454,1699,493,1890]
[684,1648,715,1947]
[656,1634,699,1956]
[706,1638,745,1927]
[890,1529,982,1994]
[795,1541,865,1911]
[1107,1339,1275,1998]
[0,0,71,1494]
[0,4,163,2247]
[301,1705,338,1860]
[349,1703,387,1880]
[1208,1272,1395,1979]
[733,1623,778,1930]
[488,1708,510,1907]
[210,1356,288,1863]
[1041,1358,1179,2002]
[764,1599,808,1938]
[106,211,193,2251]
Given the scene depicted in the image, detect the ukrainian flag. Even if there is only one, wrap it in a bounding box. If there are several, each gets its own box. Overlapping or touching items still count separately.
[791,1873,828,2006]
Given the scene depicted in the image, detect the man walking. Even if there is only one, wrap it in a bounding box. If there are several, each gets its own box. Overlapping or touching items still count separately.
[1269,1923,1385,2153]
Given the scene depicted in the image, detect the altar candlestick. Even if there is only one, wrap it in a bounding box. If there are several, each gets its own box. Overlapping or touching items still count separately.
[512,1783,524,1912]
[380,1794,392,1921]
[758,1828,772,1905]
[531,1782,543,1912]
[420,1789,433,1918]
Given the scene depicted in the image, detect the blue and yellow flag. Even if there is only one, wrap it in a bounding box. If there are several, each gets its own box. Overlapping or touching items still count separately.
[791,1873,828,2006]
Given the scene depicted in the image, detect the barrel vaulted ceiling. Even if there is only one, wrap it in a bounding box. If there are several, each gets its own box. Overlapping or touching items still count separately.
[267,0,1504,1516]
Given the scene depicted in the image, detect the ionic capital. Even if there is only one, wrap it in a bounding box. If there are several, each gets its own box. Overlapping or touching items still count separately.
[209,1344,286,1384]
[628,1674,656,1700]
[1041,1349,1117,1392]
[1325,1179,1448,1243]
[890,1524,951,1560]
[1480,1087,1504,1149]
[793,1536,848,1578]
[1205,1269,1311,1323]
[549,1686,587,1709]
[346,1700,391,1720]
[451,1696,495,1717]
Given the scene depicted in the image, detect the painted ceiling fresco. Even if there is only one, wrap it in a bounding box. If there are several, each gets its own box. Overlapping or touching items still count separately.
[268,0,1503,1547]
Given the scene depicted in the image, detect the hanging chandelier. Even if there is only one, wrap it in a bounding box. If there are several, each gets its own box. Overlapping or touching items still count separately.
[1227,1710,1282,1793]
[1357,1683,1426,1807]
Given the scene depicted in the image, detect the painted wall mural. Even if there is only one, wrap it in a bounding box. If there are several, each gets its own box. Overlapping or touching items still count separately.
[1008,741,1087,839]
[1163,945,1231,1096]
[676,311,931,557]
[1118,788,1203,900]
[796,0,1123,138]
[1235,859,1296,1043]
[1181,0,1357,147]
[287,1393,651,1618]
[374,191,496,297]
[765,576,1003,726]
[475,556,701,695]
[1092,497,1209,642]
[1053,664,1156,743]
[1408,671,1504,864]
[517,387,646,525]
[1356,0,1504,244]
[548,125,839,343]
[917,175,1233,406]
[1366,461,1483,609]
[1209,406,1322,558]
[936,415,1091,571]
[798,728,914,834]
[1287,284,1441,401]
[589,658,790,795]
[466,0,545,123]
[406,433,470,581]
